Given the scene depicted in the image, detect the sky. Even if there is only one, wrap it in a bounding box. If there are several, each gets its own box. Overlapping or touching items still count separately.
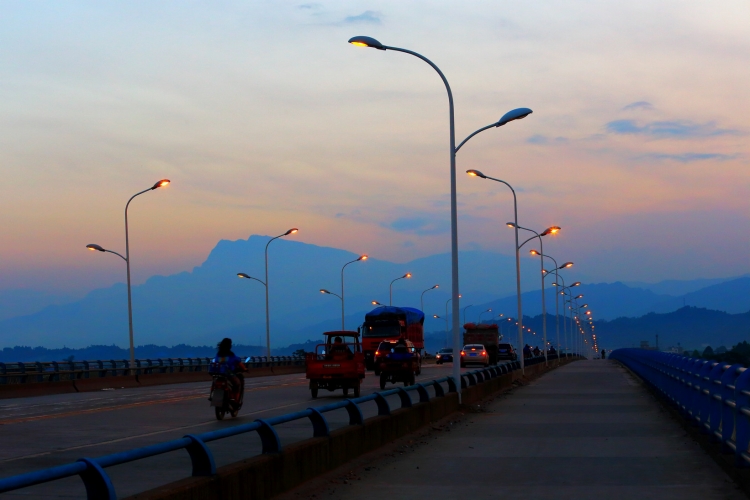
[0,0,748,298]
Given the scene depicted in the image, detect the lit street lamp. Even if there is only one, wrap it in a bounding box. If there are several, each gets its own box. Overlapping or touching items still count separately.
[259,228,298,358]
[320,289,344,328]
[478,308,492,323]
[534,252,569,361]
[466,169,526,373]
[86,178,170,375]
[389,272,412,306]
[371,300,385,307]
[350,34,532,396]
[515,225,561,365]
[420,284,439,313]
[340,255,368,330]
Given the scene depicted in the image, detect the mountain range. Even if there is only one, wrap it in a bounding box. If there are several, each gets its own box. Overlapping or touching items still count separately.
[0,236,747,350]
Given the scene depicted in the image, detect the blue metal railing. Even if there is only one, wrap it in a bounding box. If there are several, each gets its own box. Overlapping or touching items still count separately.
[0,356,304,384]
[610,348,750,466]
[0,354,574,498]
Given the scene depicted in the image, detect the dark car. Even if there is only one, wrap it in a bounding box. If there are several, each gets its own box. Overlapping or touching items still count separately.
[496,343,517,361]
[435,347,454,364]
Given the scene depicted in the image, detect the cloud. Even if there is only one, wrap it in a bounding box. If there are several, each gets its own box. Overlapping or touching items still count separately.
[623,101,654,111]
[343,11,382,24]
[606,119,743,138]
[526,135,568,145]
[637,152,739,163]
[297,3,321,9]
[383,216,450,236]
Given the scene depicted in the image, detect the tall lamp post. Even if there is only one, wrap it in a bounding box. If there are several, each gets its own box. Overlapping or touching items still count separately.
[262,228,298,358]
[462,304,474,326]
[349,35,532,396]
[478,308,492,323]
[466,169,526,373]
[536,255,570,360]
[444,294,461,348]
[389,272,412,306]
[86,178,170,375]
[341,254,368,330]
[420,284,439,313]
[320,289,344,328]
[513,225,560,365]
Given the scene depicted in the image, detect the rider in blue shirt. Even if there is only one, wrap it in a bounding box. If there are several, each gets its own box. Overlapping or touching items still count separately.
[211,338,247,402]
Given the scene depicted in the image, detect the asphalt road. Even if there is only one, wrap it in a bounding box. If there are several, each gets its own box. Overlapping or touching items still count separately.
[0,362,472,499]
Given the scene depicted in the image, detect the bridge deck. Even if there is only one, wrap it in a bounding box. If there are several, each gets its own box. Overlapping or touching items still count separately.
[292,360,744,500]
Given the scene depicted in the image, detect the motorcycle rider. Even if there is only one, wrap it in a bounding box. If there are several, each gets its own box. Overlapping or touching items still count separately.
[212,338,247,404]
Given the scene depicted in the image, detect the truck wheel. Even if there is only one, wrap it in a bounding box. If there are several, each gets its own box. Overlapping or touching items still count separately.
[354,381,361,398]
[379,373,387,390]
[311,381,319,399]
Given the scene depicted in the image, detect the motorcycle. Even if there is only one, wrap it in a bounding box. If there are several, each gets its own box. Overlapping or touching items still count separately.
[208,357,249,420]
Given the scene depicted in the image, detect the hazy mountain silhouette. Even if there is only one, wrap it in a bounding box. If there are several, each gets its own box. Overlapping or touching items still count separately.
[0,236,747,350]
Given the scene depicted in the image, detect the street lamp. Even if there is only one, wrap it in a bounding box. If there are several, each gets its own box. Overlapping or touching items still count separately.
[445,294,461,348]
[462,304,473,326]
[261,228,298,358]
[372,300,385,307]
[420,284,439,313]
[86,178,170,375]
[340,255,368,330]
[533,252,569,362]
[466,169,526,373]
[350,35,532,397]
[389,272,412,306]
[514,225,561,365]
[478,308,492,323]
[320,289,344,328]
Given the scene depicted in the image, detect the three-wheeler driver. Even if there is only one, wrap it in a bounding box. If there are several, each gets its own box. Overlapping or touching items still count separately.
[378,338,419,389]
[306,331,365,398]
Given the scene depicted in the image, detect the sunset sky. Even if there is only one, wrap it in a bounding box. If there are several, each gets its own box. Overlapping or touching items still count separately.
[0,0,748,297]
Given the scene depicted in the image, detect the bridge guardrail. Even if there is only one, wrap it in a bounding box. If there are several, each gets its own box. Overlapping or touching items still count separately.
[0,353,579,498]
[0,356,304,385]
[610,348,750,467]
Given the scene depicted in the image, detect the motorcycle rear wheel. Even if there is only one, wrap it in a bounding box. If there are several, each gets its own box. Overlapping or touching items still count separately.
[215,407,226,421]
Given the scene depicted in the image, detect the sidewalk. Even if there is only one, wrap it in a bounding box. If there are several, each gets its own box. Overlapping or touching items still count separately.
[287,360,744,500]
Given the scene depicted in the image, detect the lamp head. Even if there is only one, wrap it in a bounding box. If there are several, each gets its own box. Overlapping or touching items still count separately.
[237,273,250,279]
[582,304,588,308]
[86,244,105,252]
[433,284,439,289]
[358,254,368,261]
[404,272,412,279]
[541,226,561,236]
[575,294,584,299]
[285,228,299,236]
[530,249,540,256]
[465,169,487,179]
[561,262,574,269]
[496,108,533,127]
[506,222,517,228]
[433,314,440,318]
[348,36,385,50]
[572,281,581,287]
[151,179,170,190]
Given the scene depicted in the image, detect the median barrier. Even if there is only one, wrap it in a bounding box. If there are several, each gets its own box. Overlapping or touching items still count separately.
[0,364,306,399]
[0,354,580,499]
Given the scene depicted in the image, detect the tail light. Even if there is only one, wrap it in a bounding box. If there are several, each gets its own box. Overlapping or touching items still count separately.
[375,351,380,356]
[460,351,465,356]
[482,351,487,356]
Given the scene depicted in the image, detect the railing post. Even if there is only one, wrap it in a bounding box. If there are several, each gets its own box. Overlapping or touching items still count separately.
[395,387,412,408]
[373,393,391,415]
[344,400,364,425]
[255,419,282,453]
[76,458,116,500]
[183,434,217,476]
[306,408,330,437]
[733,368,750,466]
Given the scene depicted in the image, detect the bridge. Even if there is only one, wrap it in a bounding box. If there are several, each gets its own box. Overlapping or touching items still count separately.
[1,352,748,499]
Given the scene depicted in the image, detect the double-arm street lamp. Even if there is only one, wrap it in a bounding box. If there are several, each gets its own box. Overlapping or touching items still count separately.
[535,254,571,360]
[466,169,526,373]
[389,273,412,306]
[349,35,532,394]
[420,284,439,313]
[238,228,298,359]
[86,178,170,375]
[513,224,560,365]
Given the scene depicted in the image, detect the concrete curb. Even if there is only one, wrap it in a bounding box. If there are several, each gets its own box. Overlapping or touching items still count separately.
[124,359,574,500]
[0,365,305,400]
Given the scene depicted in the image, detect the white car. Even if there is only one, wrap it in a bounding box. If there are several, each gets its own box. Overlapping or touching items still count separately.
[460,344,489,367]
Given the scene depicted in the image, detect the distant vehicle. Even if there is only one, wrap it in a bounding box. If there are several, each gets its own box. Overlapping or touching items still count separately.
[463,323,501,365]
[460,344,489,367]
[378,340,420,389]
[375,339,421,376]
[208,356,249,420]
[435,347,454,364]
[496,343,517,361]
[361,307,424,370]
[305,331,365,398]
